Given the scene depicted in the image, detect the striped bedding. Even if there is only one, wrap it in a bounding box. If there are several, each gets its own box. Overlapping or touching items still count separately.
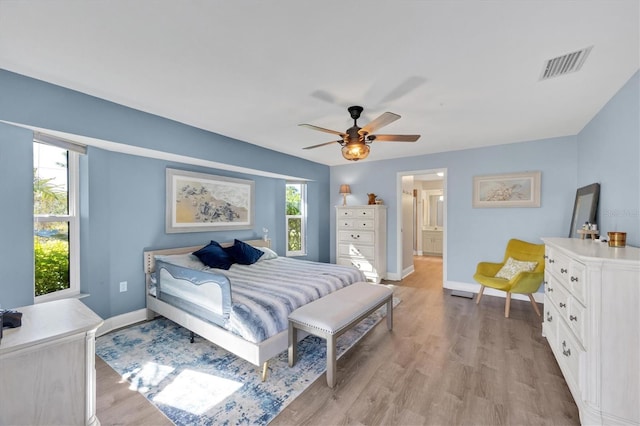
[154,256,365,343]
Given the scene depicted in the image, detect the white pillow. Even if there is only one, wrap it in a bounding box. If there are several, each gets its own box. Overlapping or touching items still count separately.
[495,257,537,280]
[155,253,207,270]
[255,246,278,261]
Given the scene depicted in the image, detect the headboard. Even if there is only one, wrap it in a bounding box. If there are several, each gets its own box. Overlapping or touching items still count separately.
[143,239,271,275]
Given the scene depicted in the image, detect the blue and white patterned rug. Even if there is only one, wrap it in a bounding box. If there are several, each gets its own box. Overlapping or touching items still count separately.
[96,298,399,425]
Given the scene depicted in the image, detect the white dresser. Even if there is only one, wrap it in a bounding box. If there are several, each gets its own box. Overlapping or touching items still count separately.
[336,205,387,283]
[542,238,639,425]
[0,298,104,426]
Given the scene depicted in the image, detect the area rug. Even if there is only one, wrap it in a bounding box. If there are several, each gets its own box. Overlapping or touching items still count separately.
[96,297,399,425]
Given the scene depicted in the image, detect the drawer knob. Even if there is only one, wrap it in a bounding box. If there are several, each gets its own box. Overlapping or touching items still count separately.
[570,315,578,321]
[546,312,553,322]
[571,276,578,282]
[544,255,548,259]
[559,302,566,308]
[549,259,555,264]
[560,268,568,274]
[350,234,360,239]
[548,287,554,292]
[562,340,571,357]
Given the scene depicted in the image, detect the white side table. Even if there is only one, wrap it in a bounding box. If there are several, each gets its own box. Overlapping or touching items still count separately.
[0,298,103,425]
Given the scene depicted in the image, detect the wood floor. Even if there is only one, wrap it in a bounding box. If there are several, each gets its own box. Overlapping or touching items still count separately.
[95,256,580,425]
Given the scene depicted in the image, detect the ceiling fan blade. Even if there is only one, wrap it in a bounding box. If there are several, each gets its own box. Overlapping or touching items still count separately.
[358,112,401,135]
[378,76,427,104]
[369,134,421,142]
[299,123,345,137]
[303,140,341,150]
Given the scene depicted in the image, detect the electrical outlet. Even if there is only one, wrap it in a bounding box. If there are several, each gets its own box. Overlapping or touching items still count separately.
[119,281,127,292]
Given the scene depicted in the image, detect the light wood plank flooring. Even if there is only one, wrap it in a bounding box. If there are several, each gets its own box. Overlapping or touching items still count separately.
[96,256,579,425]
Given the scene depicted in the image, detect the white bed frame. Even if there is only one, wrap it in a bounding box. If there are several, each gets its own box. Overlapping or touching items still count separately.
[143,239,306,380]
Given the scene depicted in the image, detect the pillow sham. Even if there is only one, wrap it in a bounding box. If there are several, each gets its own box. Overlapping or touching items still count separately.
[224,239,264,265]
[256,246,278,261]
[193,241,235,270]
[495,257,537,280]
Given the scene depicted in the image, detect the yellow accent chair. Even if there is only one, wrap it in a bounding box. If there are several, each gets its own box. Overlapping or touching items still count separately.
[473,238,545,318]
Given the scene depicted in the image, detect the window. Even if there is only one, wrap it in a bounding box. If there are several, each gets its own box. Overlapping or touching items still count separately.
[33,139,80,301]
[285,182,306,256]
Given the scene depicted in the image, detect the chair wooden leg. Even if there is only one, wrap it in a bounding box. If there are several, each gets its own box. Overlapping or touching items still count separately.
[476,286,485,304]
[505,292,512,318]
[528,294,541,316]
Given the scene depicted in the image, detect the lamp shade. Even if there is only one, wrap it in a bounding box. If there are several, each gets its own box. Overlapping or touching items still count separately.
[339,184,351,195]
[341,143,370,161]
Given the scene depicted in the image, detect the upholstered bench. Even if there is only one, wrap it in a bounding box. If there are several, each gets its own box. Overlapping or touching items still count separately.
[288,281,393,388]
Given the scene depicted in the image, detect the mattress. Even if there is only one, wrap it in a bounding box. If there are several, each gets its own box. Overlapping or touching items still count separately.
[151,255,366,343]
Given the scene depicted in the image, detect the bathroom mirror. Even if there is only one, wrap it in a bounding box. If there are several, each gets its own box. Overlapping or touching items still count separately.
[568,183,600,238]
[422,190,444,229]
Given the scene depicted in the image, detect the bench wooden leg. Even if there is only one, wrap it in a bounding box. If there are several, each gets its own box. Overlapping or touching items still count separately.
[288,321,297,367]
[327,334,337,388]
[386,296,393,331]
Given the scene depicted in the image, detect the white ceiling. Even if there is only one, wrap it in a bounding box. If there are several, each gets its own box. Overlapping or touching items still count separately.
[0,1,638,166]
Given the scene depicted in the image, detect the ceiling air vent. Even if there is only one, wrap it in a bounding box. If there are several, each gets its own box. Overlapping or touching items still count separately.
[540,46,593,80]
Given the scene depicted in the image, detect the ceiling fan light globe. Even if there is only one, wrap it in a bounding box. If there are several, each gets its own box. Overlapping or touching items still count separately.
[342,143,370,161]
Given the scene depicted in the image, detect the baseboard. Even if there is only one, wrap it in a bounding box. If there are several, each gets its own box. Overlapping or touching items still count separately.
[384,271,402,281]
[444,281,544,303]
[96,308,149,337]
[401,264,415,279]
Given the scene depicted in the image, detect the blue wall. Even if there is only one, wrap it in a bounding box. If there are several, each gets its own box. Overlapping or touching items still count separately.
[331,70,639,286]
[577,71,640,247]
[0,69,330,317]
[330,136,578,284]
[0,123,34,308]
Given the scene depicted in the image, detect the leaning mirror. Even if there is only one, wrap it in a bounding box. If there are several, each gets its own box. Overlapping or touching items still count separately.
[568,183,600,238]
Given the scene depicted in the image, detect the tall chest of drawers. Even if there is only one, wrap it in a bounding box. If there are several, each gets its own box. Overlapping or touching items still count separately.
[542,238,639,425]
[336,205,387,283]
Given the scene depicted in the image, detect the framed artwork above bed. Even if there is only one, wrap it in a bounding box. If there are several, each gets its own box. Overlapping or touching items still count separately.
[166,168,254,233]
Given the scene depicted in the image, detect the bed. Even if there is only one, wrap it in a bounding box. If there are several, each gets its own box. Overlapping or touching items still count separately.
[143,239,365,379]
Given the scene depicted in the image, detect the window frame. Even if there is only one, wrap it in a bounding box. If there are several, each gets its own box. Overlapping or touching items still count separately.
[34,147,80,303]
[285,182,307,257]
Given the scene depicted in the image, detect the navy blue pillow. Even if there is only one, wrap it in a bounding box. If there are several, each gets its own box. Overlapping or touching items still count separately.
[192,241,235,270]
[225,239,264,265]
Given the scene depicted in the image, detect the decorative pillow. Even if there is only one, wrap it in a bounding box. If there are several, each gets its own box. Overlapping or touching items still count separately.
[155,253,207,271]
[224,239,264,265]
[495,257,538,280]
[192,241,235,270]
[256,246,278,261]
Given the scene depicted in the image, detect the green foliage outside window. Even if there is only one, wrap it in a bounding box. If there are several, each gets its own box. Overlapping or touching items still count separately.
[34,165,71,296]
[286,184,302,252]
[34,237,69,296]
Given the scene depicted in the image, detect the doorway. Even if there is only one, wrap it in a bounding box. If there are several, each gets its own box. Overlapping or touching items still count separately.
[396,169,446,283]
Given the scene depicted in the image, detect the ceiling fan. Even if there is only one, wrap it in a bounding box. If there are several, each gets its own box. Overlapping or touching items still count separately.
[299,105,421,161]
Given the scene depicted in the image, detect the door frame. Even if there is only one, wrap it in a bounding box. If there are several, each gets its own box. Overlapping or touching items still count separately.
[395,168,447,284]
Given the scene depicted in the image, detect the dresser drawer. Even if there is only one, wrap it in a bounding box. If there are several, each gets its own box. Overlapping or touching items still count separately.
[546,247,571,283]
[557,318,585,391]
[337,218,354,228]
[337,257,375,273]
[546,247,585,304]
[337,209,355,218]
[338,243,375,259]
[550,274,570,317]
[353,219,375,229]
[353,208,376,219]
[543,296,559,348]
[568,299,586,348]
[568,261,586,306]
[544,275,560,306]
[338,230,374,244]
